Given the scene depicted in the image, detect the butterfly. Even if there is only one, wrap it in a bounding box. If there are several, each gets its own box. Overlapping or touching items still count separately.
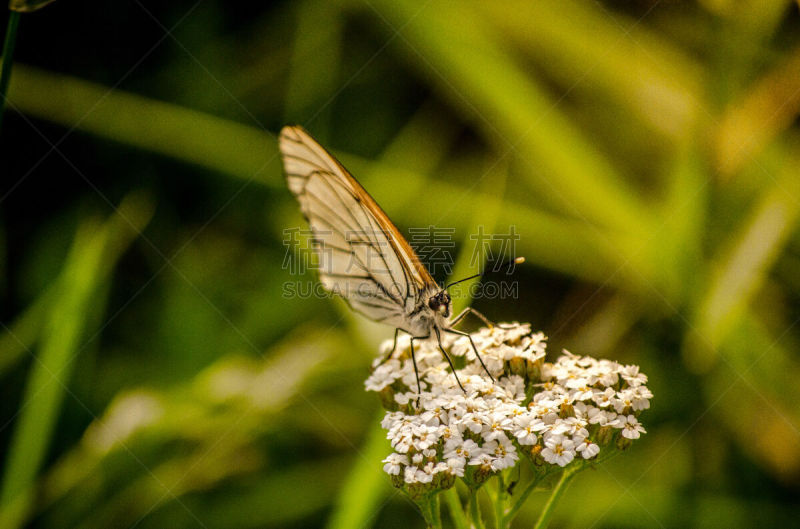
[279,125,522,395]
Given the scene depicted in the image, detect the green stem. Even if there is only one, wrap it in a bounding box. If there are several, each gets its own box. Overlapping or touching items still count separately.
[531,467,579,529]
[443,488,469,529]
[416,494,442,529]
[0,11,21,133]
[504,469,550,525]
[494,473,507,529]
[468,488,486,529]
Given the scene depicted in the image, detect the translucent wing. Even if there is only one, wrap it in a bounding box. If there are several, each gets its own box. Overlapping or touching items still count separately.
[279,125,435,327]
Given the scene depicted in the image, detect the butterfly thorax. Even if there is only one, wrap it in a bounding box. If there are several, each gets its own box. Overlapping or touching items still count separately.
[405,287,452,338]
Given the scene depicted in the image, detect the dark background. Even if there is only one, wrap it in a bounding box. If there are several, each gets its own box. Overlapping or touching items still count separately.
[1,1,800,527]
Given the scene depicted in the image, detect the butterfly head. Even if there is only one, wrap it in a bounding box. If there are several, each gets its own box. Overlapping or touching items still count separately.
[428,290,451,318]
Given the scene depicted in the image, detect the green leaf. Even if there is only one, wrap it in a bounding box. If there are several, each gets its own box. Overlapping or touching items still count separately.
[357,0,652,234]
[9,0,56,12]
[326,418,394,529]
[0,205,142,528]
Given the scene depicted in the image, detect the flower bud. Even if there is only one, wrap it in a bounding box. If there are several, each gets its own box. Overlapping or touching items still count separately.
[405,482,436,501]
[529,444,545,466]
[435,471,456,490]
[509,356,527,377]
[390,473,405,489]
[379,386,397,410]
[596,426,615,446]
[463,464,493,488]
[526,359,543,381]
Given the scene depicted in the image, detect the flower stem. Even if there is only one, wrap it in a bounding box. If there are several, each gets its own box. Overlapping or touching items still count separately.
[494,473,507,529]
[0,11,21,133]
[415,493,442,529]
[531,467,579,529]
[504,469,547,524]
[468,488,485,529]
[443,488,469,529]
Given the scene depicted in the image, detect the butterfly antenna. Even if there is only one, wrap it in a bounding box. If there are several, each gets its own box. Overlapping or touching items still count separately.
[445,256,525,289]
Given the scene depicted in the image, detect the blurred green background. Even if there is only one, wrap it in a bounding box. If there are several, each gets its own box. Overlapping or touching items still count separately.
[1,0,800,527]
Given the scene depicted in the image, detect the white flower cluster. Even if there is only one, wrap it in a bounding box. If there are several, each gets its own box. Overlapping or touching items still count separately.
[364,323,652,488]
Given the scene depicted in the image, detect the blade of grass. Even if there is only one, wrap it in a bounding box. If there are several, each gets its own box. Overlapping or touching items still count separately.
[40,324,344,525]
[0,216,117,529]
[476,0,702,141]
[714,45,800,177]
[377,98,460,176]
[652,145,707,304]
[8,65,630,284]
[7,64,277,184]
[0,192,154,376]
[283,0,343,136]
[468,487,485,529]
[187,458,351,529]
[687,144,800,371]
[325,419,394,529]
[710,309,800,479]
[0,11,21,133]
[442,487,468,529]
[358,0,651,234]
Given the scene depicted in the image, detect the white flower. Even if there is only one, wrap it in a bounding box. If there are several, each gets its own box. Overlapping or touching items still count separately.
[628,386,653,411]
[444,439,481,462]
[592,387,616,407]
[383,453,407,475]
[490,436,519,470]
[503,323,533,343]
[446,457,466,477]
[365,359,402,391]
[563,375,591,390]
[570,385,595,401]
[529,401,559,424]
[620,364,648,386]
[593,361,620,386]
[513,414,544,445]
[366,322,652,481]
[440,425,461,447]
[576,439,600,459]
[617,414,647,439]
[560,417,589,439]
[587,407,617,426]
[419,462,439,483]
[614,388,651,414]
[482,411,512,442]
[500,375,526,400]
[403,465,420,483]
[394,391,415,406]
[542,435,576,467]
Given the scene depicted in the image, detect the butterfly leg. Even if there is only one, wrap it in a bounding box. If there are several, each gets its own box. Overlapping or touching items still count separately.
[409,336,423,407]
[444,327,496,383]
[451,307,515,330]
[434,327,466,393]
[376,328,400,368]
[450,306,495,328]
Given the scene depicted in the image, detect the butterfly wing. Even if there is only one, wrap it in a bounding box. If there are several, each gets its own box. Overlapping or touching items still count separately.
[279,125,436,328]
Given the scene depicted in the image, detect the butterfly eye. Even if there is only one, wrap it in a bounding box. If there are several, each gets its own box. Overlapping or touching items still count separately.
[428,298,440,311]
